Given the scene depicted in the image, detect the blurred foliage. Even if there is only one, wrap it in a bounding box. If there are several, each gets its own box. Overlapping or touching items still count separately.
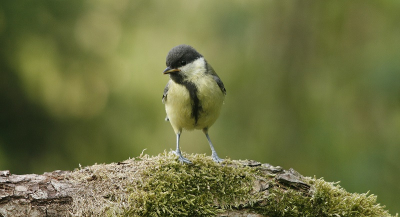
[0,0,399,214]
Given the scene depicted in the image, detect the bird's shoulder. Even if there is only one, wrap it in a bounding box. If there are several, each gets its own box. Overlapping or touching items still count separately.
[206,63,226,95]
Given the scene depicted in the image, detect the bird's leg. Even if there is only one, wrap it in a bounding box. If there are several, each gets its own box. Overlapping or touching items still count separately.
[203,129,224,163]
[174,132,192,164]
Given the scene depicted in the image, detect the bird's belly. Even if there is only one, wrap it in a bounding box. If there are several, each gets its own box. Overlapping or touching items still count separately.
[165,79,224,133]
[165,84,195,132]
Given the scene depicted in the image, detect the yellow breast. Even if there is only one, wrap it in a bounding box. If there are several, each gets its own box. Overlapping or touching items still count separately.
[165,75,225,134]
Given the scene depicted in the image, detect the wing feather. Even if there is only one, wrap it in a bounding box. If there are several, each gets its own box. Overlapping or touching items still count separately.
[206,63,226,95]
[162,80,170,104]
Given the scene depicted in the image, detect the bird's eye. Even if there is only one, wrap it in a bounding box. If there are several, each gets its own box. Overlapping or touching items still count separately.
[180,60,186,66]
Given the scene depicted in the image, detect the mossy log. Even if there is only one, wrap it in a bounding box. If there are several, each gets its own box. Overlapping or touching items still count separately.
[0,152,395,216]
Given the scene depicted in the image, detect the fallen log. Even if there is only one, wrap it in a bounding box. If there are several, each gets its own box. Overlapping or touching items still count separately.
[0,152,395,216]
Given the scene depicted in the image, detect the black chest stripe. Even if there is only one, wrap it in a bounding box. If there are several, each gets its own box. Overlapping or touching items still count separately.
[182,81,201,124]
[170,73,202,124]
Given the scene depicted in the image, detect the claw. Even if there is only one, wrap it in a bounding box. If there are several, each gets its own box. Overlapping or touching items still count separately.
[174,150,192,164]
[178,155,193,164]
[212,153,224,163]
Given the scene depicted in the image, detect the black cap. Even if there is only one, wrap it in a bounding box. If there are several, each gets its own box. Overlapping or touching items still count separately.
[166,44,203,69]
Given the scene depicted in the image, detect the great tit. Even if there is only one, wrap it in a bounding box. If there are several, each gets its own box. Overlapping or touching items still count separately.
[162,44,226,164]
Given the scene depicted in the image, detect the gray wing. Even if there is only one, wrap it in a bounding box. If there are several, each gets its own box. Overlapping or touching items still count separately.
[213,75,226,95]
[206,63,226,95]
[162,81,170,121]
[162,80,170,104]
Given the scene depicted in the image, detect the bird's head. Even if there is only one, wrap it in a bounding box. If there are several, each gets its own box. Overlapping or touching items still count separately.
[163,44,206,80]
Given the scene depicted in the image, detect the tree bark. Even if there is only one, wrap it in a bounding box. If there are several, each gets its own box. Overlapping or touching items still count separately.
[0,170,73,216]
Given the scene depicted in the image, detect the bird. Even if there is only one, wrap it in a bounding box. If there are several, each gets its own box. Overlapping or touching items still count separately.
[162,44,226,164]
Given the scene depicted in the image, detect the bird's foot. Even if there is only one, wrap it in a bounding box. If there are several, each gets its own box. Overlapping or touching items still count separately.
[174,150,192,164]
[178,155,192,164]
[212,153,224,163]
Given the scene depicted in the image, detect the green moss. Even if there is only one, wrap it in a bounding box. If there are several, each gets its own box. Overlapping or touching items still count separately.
[255,178,392,216]
[111,152,395,217]
[308,178,391,216]
[119,153,259,216]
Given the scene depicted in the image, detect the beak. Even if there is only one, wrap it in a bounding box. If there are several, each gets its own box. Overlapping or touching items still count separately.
[163,67,180,74]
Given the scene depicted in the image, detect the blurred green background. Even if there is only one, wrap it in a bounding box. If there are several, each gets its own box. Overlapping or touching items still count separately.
[0,0,399,213]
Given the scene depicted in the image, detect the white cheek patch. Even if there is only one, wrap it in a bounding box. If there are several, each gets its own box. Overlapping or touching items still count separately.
[180,57,206,76]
